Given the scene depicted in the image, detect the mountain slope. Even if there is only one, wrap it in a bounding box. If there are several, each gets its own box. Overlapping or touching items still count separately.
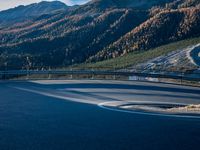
[86,0,174,9]
[167,0,200,9]
[0,1,68,27]
[0,8,148,69]
[0,0,200,70]
[76,37,200,72]
[89,5,200,61]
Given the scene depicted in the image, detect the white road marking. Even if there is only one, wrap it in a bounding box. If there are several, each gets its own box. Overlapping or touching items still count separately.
[8,80,200,119]
[98,101,200,119]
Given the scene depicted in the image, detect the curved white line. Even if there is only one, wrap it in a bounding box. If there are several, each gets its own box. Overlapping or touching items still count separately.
[188,43,200,66]
[10,85,200,119]
[98,101,200,119]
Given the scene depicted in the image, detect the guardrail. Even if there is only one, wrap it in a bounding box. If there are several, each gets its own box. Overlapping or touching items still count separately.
[0,70,199,82]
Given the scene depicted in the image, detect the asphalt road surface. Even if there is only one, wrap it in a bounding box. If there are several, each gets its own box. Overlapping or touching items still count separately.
[0,80,200,150]
[190,45,200,66]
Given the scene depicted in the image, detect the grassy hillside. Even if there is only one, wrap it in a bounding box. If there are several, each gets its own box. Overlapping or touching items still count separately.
[74,37,200,70]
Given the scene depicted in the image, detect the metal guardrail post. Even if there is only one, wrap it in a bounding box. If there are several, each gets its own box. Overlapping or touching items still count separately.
[48,68,51,79]
[180,74,183,85]
[26,70,29,80]
[70,68,73,79]
[91,69,94,80]
[180,72,184,85]
[113,68,116,80]
[48,72,51,79]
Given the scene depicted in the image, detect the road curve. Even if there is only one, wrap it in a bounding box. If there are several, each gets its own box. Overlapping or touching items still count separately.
[190,45,200,66]
[0,80,200,150]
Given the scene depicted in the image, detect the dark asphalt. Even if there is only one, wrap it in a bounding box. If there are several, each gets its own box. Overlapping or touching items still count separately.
[0,80,200,150]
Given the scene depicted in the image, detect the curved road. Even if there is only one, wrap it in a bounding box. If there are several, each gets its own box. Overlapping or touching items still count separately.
[0,80,200,150]
[190,45,200,66]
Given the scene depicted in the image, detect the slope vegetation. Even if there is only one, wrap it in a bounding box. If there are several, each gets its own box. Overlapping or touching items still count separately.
[0,0,200,70]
